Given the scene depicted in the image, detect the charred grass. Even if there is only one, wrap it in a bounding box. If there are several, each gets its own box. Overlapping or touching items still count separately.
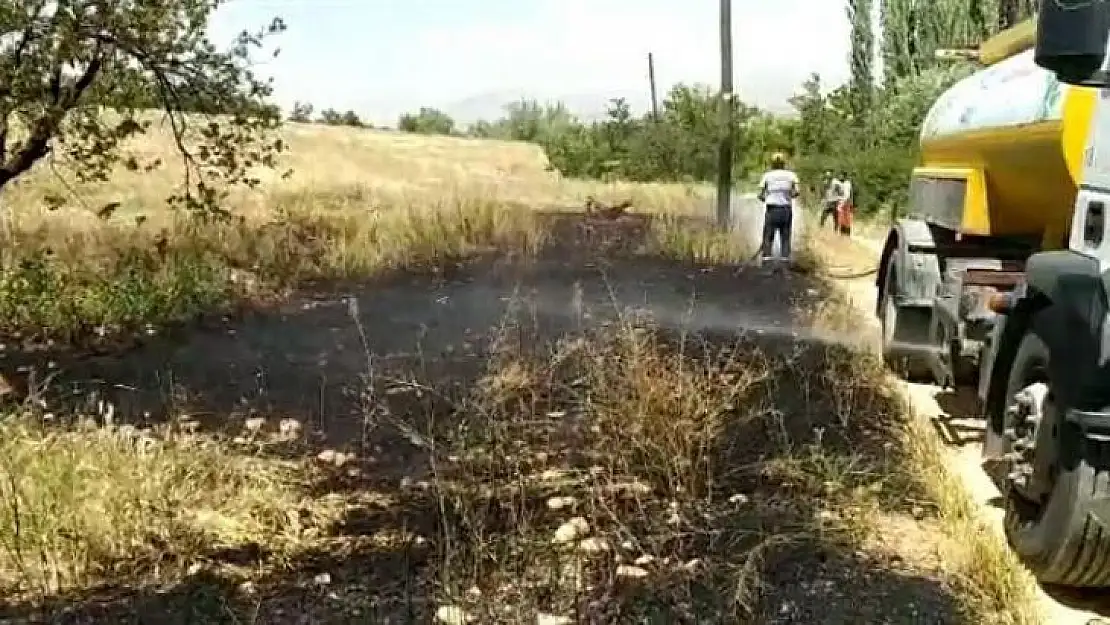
[0,286,1035,623]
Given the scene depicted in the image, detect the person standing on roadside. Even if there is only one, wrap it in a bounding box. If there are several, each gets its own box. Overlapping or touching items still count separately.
[836,170,854,237]
[756,152,800,264]
[820,170,843,230]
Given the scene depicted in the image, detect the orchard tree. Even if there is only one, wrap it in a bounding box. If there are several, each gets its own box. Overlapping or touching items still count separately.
[398,107,455,135]
[0,0,288,219]
[340,109,363,127]
[288,101,313,122]
[317,107,342,124]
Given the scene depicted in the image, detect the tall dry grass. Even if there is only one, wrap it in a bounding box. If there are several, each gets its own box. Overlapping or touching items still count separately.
[0,410,331,600]
[419,314,890,622]
[803,230,1041,625]
[0,120,713,341]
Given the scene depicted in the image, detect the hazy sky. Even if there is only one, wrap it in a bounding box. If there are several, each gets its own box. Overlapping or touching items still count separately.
[208,0,852,125]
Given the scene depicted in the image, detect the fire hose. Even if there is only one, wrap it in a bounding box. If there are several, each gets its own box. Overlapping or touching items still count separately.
[743,248,880,280]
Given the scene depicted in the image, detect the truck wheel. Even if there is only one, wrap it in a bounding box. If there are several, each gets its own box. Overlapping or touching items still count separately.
[1002,330,1110,586]
[879,253,932,381]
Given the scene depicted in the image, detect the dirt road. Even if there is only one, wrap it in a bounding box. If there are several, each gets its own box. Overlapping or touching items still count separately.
[831,233,1110,625]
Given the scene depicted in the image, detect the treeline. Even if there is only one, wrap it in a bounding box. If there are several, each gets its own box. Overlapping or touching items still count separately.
[387,1,1038,218]
[395,86,795,186]
[789,0,1037,215]
[287,101,371,128]
[386,66,966,218]
[470,89,794,184]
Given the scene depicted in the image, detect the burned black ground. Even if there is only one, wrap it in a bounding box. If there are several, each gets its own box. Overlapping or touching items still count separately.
[0,213,971,624]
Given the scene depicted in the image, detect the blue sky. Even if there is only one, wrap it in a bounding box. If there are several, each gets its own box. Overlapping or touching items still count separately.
[208,0,851,126]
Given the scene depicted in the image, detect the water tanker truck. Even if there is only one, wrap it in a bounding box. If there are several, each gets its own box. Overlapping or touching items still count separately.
[875,2,1110,586]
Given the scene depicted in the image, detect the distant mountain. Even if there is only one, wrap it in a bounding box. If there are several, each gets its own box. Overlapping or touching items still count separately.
[322,64,834,130]
[443,90,649,126]
[440,74,810,128]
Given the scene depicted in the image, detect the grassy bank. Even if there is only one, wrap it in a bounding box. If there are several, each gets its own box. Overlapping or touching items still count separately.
[803,230,1042,625]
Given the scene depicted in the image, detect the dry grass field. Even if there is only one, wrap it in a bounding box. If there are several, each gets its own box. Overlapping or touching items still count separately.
[0,120,724,345]
[0,121,1042,623]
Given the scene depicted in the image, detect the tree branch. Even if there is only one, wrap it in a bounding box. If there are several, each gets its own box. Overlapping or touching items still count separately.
[0,45,104,188]
[0,115,9,168]
[64,43,105,107]
[93,32,208,190]
[0,0,52,162]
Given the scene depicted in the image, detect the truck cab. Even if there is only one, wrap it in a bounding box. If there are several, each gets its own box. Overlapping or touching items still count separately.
[878,1,1110,587]
[987,0,1110,587]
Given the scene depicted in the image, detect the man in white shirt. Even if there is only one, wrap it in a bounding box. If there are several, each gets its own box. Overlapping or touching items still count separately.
[837,170,854,236]
[756,152,800,263]
[820,170,843,229]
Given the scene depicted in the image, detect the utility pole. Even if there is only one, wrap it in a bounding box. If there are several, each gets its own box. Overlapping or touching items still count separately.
[647,52,660,122]
[716,0,734,229]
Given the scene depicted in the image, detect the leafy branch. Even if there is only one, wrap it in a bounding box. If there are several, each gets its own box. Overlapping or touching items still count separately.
[0,0,289,220]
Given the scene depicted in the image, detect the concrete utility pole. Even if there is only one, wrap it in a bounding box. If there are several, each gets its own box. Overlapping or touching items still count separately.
[716,0,734,229]
[647,52,660,122]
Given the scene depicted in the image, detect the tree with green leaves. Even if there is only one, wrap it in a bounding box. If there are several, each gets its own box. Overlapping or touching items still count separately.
[317,108,341,124]
[847,0,875,128]
[340,110,364,127]
[288,101,313,123]
[789,74,837,156]
[397,107,455,135]
[0,0,289,219]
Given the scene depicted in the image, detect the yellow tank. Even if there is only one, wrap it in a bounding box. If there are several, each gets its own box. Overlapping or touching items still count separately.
[916,46,1096,245]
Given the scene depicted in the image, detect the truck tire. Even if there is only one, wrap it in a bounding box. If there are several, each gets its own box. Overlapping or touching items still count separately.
[879,252,933,381]
[1002,330,1110,586]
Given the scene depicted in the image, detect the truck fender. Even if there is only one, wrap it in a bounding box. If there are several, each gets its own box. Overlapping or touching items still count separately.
[980,251,1110,427]
[876,218,942,315]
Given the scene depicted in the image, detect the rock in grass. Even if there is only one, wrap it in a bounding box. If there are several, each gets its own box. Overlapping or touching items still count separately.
[546,496,577,511]
[435,605,471,624]
[552,517,590,544]
[578,537,610,554]
[616,565,649,579]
